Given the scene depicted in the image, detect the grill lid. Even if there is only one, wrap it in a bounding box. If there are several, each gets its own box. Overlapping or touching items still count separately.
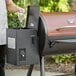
[40,12,76,37]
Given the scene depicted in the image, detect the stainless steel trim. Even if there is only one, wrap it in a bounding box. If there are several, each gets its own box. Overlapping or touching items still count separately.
[56,25,76,30]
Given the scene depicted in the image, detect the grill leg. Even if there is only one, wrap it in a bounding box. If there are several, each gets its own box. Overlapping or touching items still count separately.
[40,56,45,76]
[27,64,34,76]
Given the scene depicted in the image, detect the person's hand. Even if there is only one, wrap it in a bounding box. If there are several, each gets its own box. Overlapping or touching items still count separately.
[17,7,25,13]
[6,0,25,13]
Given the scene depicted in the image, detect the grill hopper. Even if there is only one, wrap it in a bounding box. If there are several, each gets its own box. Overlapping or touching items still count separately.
[39,12,76,56]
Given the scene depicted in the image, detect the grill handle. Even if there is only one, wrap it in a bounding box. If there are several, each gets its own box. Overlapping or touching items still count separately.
[56,25,76,31]
[31,35,36,45]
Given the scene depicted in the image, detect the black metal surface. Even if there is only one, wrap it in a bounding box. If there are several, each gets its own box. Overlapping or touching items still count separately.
[40,56,45,76]
[48,35,76,40]
[26,6,40,30]
[6,28,39,65]
[38,17,46,56]
[27,64,34,76]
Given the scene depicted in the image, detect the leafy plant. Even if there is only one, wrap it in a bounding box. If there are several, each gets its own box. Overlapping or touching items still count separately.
[52,54,76,64]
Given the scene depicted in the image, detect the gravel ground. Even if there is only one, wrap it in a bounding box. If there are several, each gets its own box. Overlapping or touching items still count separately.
[5,63,75,74]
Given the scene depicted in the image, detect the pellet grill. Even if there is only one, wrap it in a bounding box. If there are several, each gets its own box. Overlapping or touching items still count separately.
[6,6,76,76]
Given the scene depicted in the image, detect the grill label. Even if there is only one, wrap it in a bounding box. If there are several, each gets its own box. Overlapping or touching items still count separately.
[8,37,16,49]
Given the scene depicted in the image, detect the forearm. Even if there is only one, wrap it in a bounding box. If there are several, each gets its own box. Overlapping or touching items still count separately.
[6,0,19,13]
